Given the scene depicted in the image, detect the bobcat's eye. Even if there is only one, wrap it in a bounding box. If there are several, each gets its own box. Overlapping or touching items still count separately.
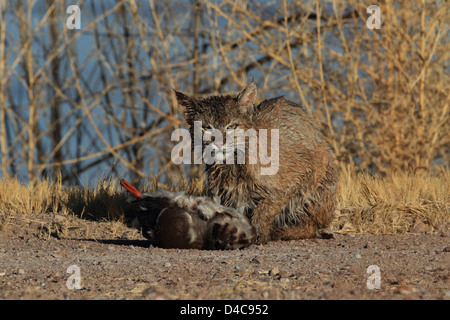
[202,124,213,132]
[227,124,238,130]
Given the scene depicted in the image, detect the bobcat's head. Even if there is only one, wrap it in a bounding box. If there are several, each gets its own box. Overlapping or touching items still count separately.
[175,83,258,163]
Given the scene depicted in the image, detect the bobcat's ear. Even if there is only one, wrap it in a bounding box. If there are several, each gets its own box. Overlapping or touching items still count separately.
[236,82,257,113]
[174,90,198,120]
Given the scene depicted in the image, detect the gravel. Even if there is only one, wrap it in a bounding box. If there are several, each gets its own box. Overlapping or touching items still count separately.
[0,219,448,300]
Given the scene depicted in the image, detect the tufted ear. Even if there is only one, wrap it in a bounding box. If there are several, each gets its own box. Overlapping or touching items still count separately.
[174,90,200,123]
[236,82,257,113]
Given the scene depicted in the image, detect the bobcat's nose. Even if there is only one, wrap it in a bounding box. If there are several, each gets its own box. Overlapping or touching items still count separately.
[214,141,224,148]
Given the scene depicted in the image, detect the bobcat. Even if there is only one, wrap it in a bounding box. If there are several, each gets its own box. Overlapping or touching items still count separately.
[175,83,337,243]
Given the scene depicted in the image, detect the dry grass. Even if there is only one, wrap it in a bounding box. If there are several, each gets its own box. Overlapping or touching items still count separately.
[0,175,121,221]
[0,175,128,238]
[332,165,450,234]
[1,168,448,237]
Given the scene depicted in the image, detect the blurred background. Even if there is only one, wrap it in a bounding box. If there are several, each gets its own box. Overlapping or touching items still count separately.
[0,0,448,186]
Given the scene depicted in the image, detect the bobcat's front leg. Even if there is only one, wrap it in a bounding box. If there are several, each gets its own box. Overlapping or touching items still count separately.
[251,197,288,244]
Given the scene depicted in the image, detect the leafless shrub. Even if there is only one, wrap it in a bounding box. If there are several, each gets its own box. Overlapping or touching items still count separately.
[0,0,448,185]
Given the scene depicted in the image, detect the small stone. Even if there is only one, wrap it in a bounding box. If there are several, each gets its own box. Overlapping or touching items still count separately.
[54,215,66,223]
[434,223,447,231]
[121,231,132,239]
[269,266,279,276]
[18,269,25,275]
[251,256,261,264]
[409,221,431,234]
[395,285,416,295]
[443,247,450,253]
[387,277,399,285]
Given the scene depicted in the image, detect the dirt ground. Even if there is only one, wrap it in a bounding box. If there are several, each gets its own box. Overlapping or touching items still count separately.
[0,214,448,300]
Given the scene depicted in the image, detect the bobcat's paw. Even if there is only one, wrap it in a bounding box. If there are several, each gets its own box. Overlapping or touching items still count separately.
[207,212,256,250]
[251,220,270,244]
[256,232,270,244]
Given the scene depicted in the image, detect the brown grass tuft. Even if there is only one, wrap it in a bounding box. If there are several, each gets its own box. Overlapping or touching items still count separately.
[332,165,450,234]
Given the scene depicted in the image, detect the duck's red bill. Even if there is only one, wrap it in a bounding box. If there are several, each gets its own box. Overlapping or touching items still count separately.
[120,179,142,199]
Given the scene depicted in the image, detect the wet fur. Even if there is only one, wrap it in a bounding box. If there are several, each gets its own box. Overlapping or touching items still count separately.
[176,83,338,243]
